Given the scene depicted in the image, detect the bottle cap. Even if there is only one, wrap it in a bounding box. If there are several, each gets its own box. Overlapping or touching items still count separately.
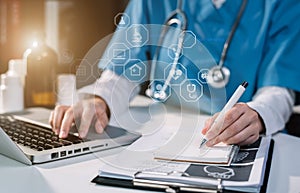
[8,59,25,77]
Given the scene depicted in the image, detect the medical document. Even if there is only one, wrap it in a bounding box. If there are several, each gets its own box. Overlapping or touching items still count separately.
[97,107,272,192]
[154,134,239,166]
[97,135,271,192]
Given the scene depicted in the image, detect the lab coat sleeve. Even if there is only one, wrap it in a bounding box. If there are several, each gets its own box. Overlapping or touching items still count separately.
[247,86,295,136]
[77,70,140,121]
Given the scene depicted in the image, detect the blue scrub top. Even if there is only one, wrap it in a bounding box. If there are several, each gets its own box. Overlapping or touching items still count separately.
[100,0,300,114]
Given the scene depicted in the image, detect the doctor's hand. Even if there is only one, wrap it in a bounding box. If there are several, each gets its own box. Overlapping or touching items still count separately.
[201,103,265,146]
[49,96,110,139]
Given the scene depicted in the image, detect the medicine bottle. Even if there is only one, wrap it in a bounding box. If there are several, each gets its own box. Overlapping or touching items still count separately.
[24,33,58,108]
[0,68,24,113]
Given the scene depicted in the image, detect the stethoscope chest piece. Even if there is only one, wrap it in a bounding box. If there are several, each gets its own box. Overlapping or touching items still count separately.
[207,66,230,88]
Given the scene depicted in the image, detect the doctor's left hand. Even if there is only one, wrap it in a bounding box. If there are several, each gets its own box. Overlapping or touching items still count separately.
[201,103,265,146]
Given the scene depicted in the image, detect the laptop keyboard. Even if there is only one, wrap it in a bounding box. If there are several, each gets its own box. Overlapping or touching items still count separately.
[0,115,84,151]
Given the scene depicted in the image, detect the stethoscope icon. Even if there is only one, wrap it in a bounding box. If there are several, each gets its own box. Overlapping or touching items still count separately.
[146,0,248,101]
[187,83,197,99]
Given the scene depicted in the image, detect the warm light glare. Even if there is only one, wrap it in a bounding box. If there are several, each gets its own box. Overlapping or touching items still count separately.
[32,40,39,47]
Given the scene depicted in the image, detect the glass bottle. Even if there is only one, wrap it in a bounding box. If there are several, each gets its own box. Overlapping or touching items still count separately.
[24,33,58,108]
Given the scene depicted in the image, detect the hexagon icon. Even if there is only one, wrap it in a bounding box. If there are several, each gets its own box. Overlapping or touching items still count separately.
[124,60,147,83]
[114,12,130,28]
[108,43,130,64]
[168,44,183,60]
[75,59,103,86]
[126,24,149,47]
[164,63,187,85]
[198,68,210,84]
[180,79,203,102]
[181,30,197,48]
[147,80,171,102]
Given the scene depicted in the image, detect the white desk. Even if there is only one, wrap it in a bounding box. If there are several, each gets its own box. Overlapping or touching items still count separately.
[1,96,300,193]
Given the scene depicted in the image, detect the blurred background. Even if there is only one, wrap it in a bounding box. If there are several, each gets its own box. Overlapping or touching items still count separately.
[0,0,129,74]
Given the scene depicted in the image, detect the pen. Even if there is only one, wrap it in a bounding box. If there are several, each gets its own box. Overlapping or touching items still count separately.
[200,81,248,148]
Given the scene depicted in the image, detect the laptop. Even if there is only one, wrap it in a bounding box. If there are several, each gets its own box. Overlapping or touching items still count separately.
[0,108,141,165]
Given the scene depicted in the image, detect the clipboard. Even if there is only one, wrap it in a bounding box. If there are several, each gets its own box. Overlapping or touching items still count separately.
[133,170,223,193]
[92,174,222,193]
[92,139,274,193]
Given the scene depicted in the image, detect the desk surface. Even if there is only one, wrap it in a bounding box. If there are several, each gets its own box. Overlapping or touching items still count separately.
[1,96,300,193]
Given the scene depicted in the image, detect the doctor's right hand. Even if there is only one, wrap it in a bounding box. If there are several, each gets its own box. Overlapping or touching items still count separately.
[49,96,110,139]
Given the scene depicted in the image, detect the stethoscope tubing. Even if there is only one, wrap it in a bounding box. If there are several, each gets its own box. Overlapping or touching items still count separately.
[148,0,248,100]
[218,0,248,69]
[149,8,187,84]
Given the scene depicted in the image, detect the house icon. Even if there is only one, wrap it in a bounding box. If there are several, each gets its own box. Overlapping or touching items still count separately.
[129,64,142,76]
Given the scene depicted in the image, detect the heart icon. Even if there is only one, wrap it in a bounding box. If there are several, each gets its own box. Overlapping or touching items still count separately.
[173,69,183,80]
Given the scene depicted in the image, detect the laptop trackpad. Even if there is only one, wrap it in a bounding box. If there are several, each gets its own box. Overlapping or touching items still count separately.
[69,124,130,141]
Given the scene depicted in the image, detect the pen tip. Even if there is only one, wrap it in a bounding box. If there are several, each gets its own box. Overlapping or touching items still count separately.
[242,81,248,88]
[199,139,207,148]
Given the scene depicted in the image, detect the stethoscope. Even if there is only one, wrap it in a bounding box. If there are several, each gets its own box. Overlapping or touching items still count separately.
[146,0,248,101]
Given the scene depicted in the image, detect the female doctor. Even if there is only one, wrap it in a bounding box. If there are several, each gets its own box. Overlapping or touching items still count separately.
[49,0,300,146]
